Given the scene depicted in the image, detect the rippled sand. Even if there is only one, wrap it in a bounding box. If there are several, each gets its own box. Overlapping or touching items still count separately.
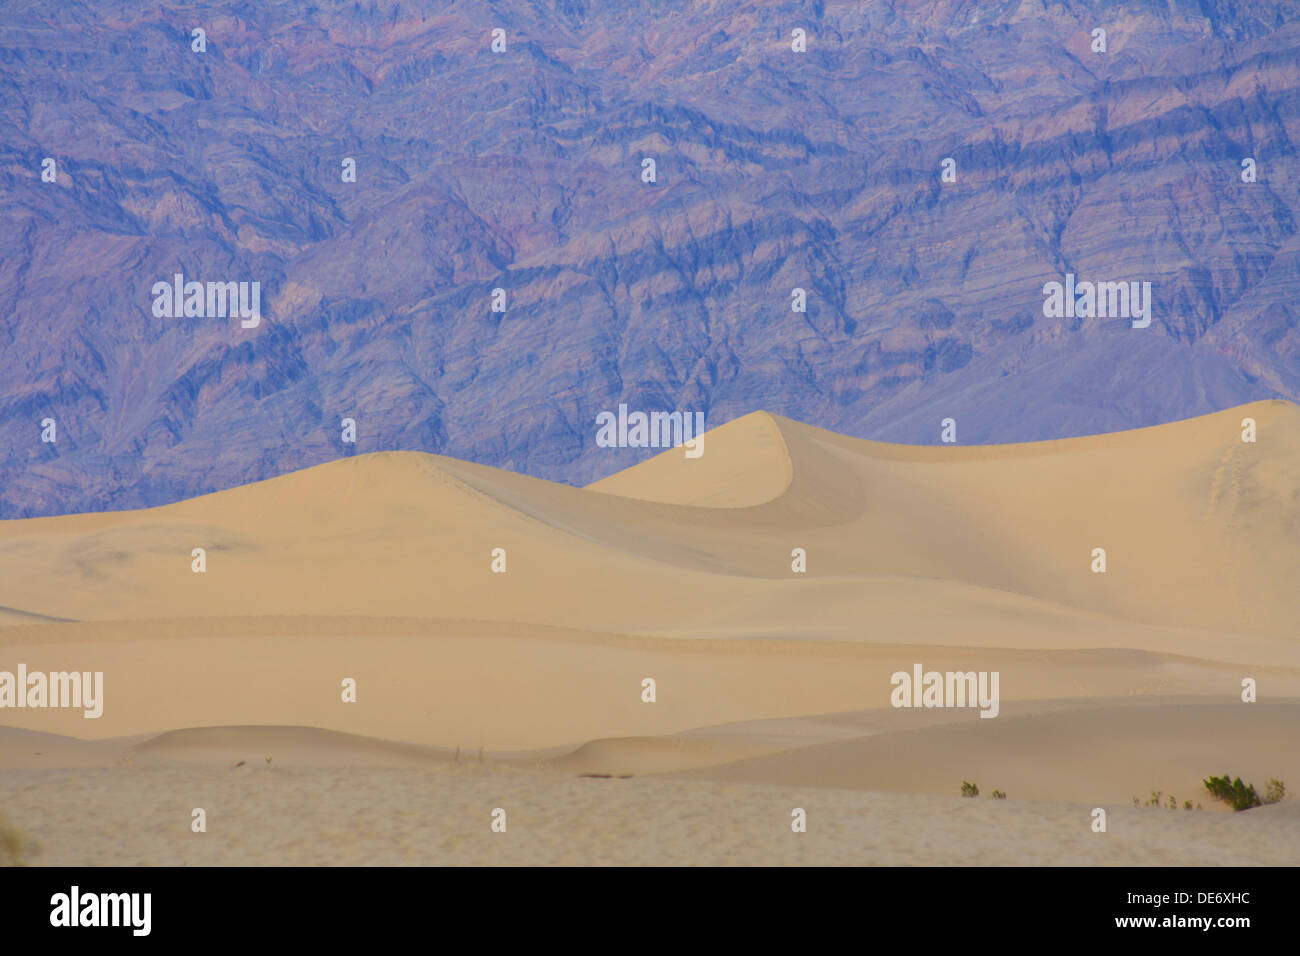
[3,760,1296,867]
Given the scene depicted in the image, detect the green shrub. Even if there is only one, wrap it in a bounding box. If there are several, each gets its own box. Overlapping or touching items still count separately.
[1204,774,1263,811]
[991,790,1007,800]
[960,781,979,798]
[1264,779,1285,805]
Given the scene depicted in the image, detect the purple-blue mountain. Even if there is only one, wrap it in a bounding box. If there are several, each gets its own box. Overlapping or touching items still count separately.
[2,0,1299,517]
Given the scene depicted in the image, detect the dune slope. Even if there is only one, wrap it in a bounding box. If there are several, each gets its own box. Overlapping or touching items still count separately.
[0,401,1295,779]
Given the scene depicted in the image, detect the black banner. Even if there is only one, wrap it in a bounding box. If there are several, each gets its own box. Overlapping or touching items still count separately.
[0,866,1283,943]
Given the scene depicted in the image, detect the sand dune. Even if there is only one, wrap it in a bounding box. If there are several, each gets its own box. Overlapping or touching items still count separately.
[2,401,1296,642]
[1,616,1295,748]
[1,401,1297,864]
[129,725,453,769]
[672,700,1300,805]
[0,605,74,625]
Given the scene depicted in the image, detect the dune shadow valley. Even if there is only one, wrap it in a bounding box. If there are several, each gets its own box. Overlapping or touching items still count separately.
[1,402,1297,865]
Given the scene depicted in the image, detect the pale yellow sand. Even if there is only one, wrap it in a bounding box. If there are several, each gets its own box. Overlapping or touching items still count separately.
[2,618,1296,748]
[669,700,1300,806]
[1,724,1296,866]
[1,401,1296,865]
[1,401,1296,648]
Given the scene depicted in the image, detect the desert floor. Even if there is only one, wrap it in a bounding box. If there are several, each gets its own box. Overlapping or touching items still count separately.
[2,724,1297,867]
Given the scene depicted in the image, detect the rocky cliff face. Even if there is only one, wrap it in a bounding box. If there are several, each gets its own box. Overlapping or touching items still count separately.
[2,0,1298,516]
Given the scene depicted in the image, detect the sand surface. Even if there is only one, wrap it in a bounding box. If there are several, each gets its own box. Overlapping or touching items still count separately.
[1,401,1297,865]
[1,724,1295,866]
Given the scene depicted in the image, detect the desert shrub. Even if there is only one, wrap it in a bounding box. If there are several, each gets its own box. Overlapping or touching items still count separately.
[1204,774,1262,811]
[0,814,38,866]
[1264,779,1285,805]
[960,781,979,798]
[991,790,1006,799]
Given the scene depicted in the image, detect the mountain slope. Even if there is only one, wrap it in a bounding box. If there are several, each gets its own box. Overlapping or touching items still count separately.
[2,1,1300,515]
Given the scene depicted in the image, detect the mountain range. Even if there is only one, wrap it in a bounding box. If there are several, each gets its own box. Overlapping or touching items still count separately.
[2,0,1299,517]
